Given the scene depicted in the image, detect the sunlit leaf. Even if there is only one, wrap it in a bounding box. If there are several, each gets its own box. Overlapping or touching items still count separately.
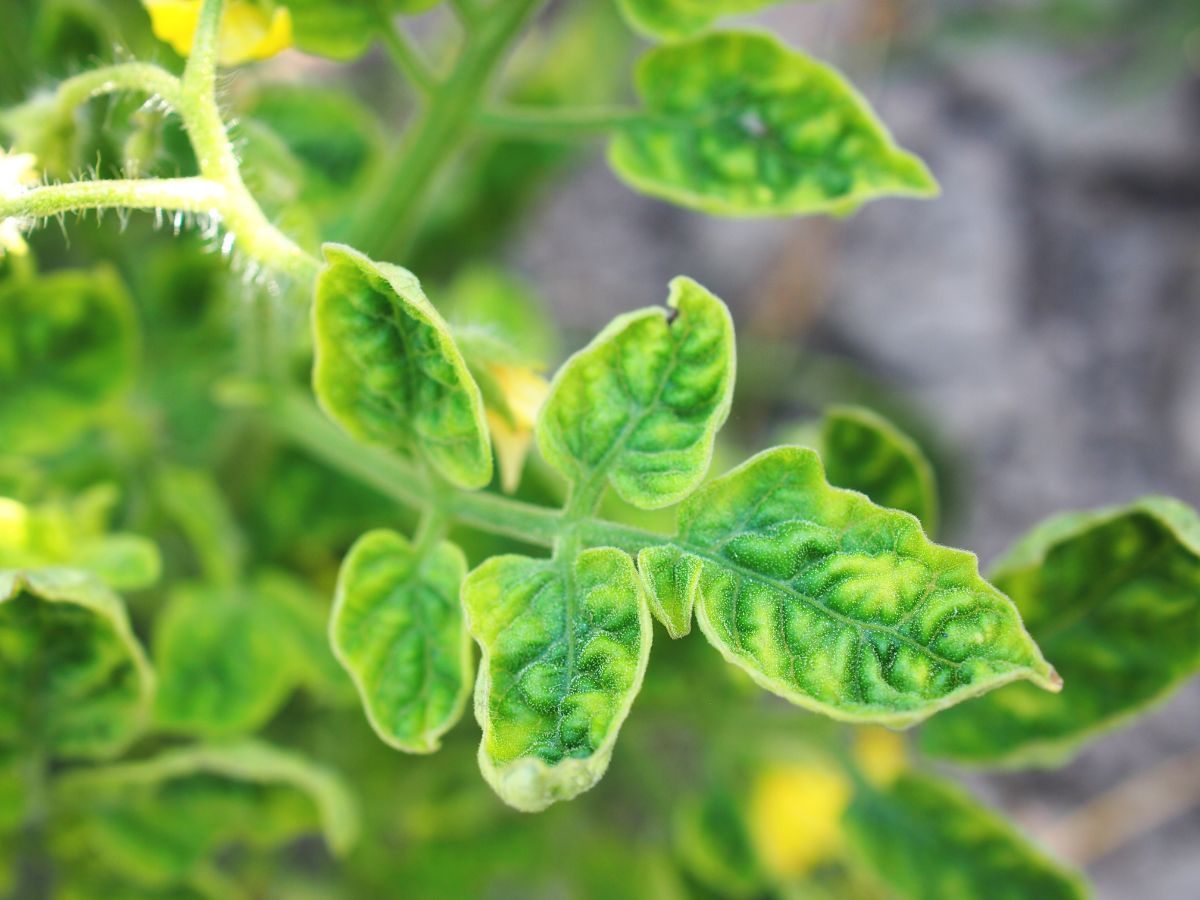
[0,268,138,456]
[640,447,1059,726]
[331,529,472,753]
[313,243,493,489]
[54,740,359,889]
[616,0,793,41]
[0,568,153,758]
[818,405,939,533]
[609,32,938,216]
[922,497,1200,765]
[537,277,734,510]
[844,772,1087,899]
[462,548,651,811]
[153,583,301,737]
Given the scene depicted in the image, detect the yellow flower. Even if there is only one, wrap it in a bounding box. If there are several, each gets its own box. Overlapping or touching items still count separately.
[0,498,31,553]
[748,762,852,878]
[853,727,907,787]
[485,363,550,494]
[143,0,293,66]
[0,148,38,257]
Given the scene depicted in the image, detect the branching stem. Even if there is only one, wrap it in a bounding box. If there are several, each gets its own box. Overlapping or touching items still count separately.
[477,105,649,141]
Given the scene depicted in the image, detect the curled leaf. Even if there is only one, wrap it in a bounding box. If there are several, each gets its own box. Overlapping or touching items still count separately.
[313,244,492,489]
[331,529,472,753]
[0,568,154,759]
[921,497,1200,765]
[609,32,937,216]
[616,0,791,41]
[537,276,734,509]
[641,447,1058,726]
[462,548,651,811]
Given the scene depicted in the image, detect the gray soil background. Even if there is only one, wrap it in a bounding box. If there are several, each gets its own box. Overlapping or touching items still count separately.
[507,2,1200,896]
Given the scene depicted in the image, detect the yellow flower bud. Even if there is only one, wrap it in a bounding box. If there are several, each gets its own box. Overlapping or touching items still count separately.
[143,0,293,66]
[853,727,907,787]
[485,363,550,494]
[748,762,852,878]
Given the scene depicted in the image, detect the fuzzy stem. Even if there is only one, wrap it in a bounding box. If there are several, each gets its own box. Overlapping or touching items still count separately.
[0,177,226,221]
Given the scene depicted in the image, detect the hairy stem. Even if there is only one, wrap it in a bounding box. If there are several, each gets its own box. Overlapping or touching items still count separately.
[0,178,226,221]
[1,63,184,125]
[348,0,544,259]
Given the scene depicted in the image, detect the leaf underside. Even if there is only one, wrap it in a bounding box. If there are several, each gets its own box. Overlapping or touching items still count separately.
[922,497,1200,765]
[463,548,651,812]
[609,32,938,217]
[640,447,1058,726]
[331,529,472,754]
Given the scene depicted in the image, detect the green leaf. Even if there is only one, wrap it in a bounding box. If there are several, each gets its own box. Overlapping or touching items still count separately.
[609,32,938,217]
[462,547,652,811]
[537,277,734,510]
[154,466,244,587]
[921,497,1200,765]
[674,789,764,898]
[0,488,161,591]
[331,529,472,753]
[243,83,382,218]
[153,584,301,738]
[0,568,153,758]
[313,243,493,490]
[844,772,1087,900]
[640,447,1058,726]
[818,405,939,534]
[0,268,138,456]
[54,740,359,888]
[285,0,440,61]
[616,0,792,41]
[636,544,703,639]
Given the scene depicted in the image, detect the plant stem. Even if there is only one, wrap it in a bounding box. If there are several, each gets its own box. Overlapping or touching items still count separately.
[179,0,318,282]
[348,0,544,259]
[0,63,184,126]
[477,105,648,141]
[272,392,665,554]
[375,9,437,94]
[0,177,226,222]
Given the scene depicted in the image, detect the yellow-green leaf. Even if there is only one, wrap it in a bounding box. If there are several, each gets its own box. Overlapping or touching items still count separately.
[609,32,938,217]
[331,529,472,754]
[0,568,153,758]
[922,497,1200,765]
[462,548,652,811]
[0,268,138,456]
[640,447,1058,726]
[153,583,301,737]
[844,772,1087,899]
[537,277,734,510]
[313,243,492,489]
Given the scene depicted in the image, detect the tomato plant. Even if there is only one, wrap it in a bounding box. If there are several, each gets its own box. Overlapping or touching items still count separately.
[1,1,1196,897]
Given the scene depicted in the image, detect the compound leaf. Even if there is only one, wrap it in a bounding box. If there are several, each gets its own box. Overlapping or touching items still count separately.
[331,529,472,753]
[819,405,938,534]
[313,243,492,490]
[0,568,153,759]
[54,740,358,889]
[462,548,652,811]
[921,497,1200,765]
[641,447,1057,726]
[0,268,138,456]
[537,277,734,510]
[617,0,792,41]
[153,584,301,738]
[609,32,938,217]
[844,772,1086,900]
